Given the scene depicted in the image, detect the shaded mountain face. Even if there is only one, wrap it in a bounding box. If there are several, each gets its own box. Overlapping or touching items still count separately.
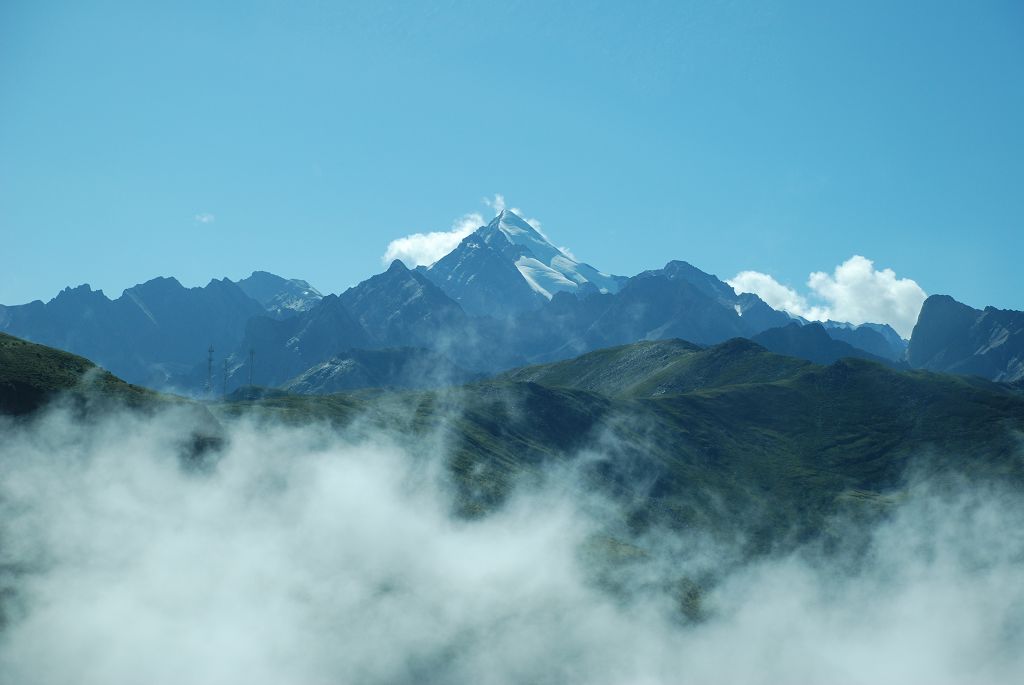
[0,253,922,396]
[565,260,792,351]
[908,295,1024,382]
[0,278,265,387]
[20,211,1024,396]
[281,347,479,394]
[223,255,797,390]
[426,259,795,373]
[753,322,901,369]
[421,210,625,317]
[227,295,374,389]
[820,321,907,361]
[340,260,467,348]
[226,261,469,390]
[235,271,322,318]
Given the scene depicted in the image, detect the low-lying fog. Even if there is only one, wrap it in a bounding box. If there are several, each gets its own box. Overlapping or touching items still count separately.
[1,406,1022,684]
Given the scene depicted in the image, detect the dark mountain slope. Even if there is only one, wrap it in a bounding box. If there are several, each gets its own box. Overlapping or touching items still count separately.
[281,347,479,394]
[579,262,790,350]
[752,322,900,368]
[0,278,265,388]
[420,226,544,317]
[340,260,467,348]
[451,260,794,373]
[226,261,468,390]
[235,271,322,318]
[228,295,374,389]
[908,294,1024,381]
[822,321,906,361]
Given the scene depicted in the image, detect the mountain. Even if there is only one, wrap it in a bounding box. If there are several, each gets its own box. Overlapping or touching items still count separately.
[908,294,1024,382]
[565,260,792,351]
[411,257,795,374]
[339,260,467,347]
[224,337,1024,547]
[0,332,153,415]
[235,271,322,318]
[14,210,1021,397]
[753,322,901,368]
[420,210,625,317]
[281,347,479,394]
[227,261,468,389]
[0,278,265,387]
[499,337,810,397]
[227,295,374,389]
[820,321,907,361]
[650,260,790,333]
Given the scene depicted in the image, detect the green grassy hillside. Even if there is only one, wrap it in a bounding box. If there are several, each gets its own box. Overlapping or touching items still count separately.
[222,338,1024,553]
[0,332,154,415]
[498,338,811,397]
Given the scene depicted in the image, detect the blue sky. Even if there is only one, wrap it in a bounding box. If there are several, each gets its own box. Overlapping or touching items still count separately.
[2,1,1022,319]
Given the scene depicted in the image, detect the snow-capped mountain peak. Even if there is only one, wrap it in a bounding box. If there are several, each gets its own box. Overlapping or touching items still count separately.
[481,210,564,265]
[420,209,624,317]
[475,210,623,298]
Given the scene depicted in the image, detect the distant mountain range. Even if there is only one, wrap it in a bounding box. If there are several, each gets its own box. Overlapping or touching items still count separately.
[0,277,264,389]
[1,209,1021,393]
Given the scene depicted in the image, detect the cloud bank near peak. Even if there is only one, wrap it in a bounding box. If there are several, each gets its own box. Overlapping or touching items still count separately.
[729,255,927,338]
[382,212,484,268]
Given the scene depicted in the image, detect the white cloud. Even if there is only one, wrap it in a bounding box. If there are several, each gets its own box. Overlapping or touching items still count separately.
[483,193,507,214]
[2,405,1023,683]
[382,213,484,268]
[728,271,829,322]
[728,255,927,338]
[194,213,216,224]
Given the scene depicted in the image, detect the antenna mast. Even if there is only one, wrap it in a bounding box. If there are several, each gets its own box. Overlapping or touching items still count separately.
[222,358,228,398]
[248,348,255,387]
[206,344,214,396]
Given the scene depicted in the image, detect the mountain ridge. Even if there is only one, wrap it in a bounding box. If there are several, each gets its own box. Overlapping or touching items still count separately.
[421,210,625,317]
[3,210,1020,392]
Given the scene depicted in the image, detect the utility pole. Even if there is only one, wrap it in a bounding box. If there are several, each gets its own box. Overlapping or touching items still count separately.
[222,358,228,398]
[248,349,255,387]
[206,344,214,396]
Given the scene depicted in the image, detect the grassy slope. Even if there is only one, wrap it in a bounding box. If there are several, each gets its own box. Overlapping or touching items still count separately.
[499,338,811,398]
[225,339,1024,551]
[0,333,225,465]
[0,332,155,415]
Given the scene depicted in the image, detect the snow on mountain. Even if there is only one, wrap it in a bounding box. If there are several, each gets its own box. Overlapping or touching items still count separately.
[235,271,322,318]
[422,210,624,316]
[487,210,622,298]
